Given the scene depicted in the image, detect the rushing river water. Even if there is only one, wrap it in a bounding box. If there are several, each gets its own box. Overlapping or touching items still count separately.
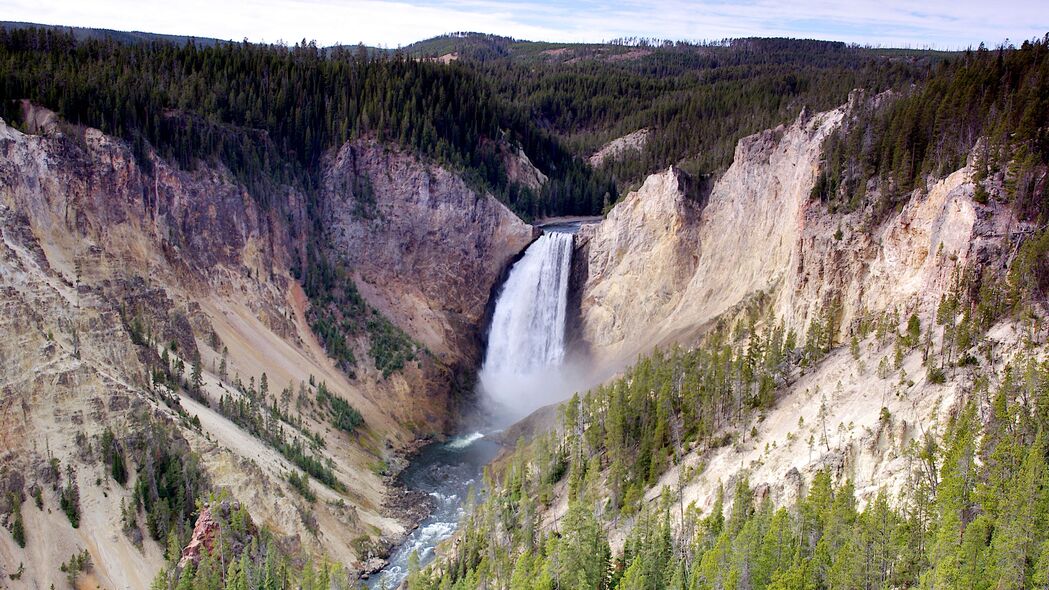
[368,222,585,589]
[366,432,501,589]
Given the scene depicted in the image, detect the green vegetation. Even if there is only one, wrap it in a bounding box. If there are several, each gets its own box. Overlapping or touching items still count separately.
[129,421,209,546]
[1008,226,1049,309]
[287,470,317,503]
[60,549,92,588]
[121,301,343,497]
[316,381,364,434]
[406,35,936,189]
[409,349,1049,590]
[813,36,1049,220]
[549,314,792,513]
[101,427,129,486]
[1,26,1046,590]
[302,256,419,377]
[8,493,24,548]
[59,463,80,529]
[151,491,351,590]
[406,234,1045,590]
[217,386,346,492]
[0,27,610,218]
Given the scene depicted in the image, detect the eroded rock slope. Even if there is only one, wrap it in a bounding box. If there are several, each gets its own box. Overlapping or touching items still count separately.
[0,110,531,586]
[566,100,1041,534]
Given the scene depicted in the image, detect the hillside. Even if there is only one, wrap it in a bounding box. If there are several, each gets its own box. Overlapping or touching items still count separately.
[400,33,949,190]
[0,101,530,587]
[0,20,228,46]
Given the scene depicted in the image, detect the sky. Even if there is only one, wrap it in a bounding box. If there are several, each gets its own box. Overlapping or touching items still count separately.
[1,0,1046,49]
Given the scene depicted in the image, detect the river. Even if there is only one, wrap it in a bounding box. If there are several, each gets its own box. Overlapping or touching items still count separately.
[365,432,501,589]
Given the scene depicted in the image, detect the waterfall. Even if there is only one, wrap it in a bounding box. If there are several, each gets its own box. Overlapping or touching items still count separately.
[369,228,579,589]
[479,230,574,421]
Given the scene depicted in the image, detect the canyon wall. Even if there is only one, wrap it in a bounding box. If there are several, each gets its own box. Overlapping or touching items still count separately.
[576,108,845,365]
[0,111,531,586]
[577,104,1023,368]
[565,101,1038,538]
[323,139,534,368]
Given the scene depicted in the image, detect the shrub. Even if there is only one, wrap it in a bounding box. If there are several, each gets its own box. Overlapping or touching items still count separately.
[879,406,892,424]
[927,367,946,384]
[287,471,316,503]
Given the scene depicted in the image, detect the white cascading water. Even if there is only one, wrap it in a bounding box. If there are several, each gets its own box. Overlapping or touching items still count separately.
[479,231,574,421]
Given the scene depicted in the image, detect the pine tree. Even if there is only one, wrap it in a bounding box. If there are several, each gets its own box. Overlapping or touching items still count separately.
[990,433,1049,589]
[553,501,610,590]
[191,358,203,392]
[925,402,979,588]
[10,494,25,548]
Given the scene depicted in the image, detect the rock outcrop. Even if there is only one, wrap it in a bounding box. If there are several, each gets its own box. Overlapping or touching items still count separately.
[578,105,1027,368]
[324,139,534,367]
[578,109,845,366]
[573,166,703,356]
[588,128,650,167]
[499,141,548,192]
[178,501,257,569]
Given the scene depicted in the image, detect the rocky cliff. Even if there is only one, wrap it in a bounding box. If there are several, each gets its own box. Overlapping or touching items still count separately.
[0,109,532,586]
[572,165,704,359]
[588,128,650,168]
[565,100,1040,535]
[578,103,1027,365]
[324,139,534,368]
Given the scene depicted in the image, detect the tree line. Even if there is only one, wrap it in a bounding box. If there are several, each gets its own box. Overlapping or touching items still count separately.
[409,35,940,188]
[0,27,611,218]
[813,36,1049,223]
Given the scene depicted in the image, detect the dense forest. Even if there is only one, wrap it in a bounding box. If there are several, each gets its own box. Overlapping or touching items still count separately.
[0,27,964,218]
[0,27,611,218]
[415,382,1049,590]
[813,35,1049,222]
[403,35,942,188]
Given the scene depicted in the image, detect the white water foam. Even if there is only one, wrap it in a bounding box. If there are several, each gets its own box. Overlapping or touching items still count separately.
[445,431,485,449]
[480,231,574,420]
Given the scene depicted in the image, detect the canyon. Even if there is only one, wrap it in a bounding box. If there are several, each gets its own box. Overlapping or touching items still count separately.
[0,61,1046,590]
[553,100,1042,544]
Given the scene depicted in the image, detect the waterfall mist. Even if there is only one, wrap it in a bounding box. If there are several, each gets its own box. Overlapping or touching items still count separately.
[479,230,581,424]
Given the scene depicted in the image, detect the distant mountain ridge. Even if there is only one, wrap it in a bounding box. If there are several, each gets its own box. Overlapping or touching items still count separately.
[0,20,228,46]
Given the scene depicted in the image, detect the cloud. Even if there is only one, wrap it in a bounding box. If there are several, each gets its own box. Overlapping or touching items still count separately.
[1,0,1045,48]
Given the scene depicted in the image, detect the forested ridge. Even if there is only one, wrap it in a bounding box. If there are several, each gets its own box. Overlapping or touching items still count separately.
[813,35,1049,222]
[402,34,942,189]
[3,27,1045,217]
[0,26,970,217]
[0,27,611,218]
